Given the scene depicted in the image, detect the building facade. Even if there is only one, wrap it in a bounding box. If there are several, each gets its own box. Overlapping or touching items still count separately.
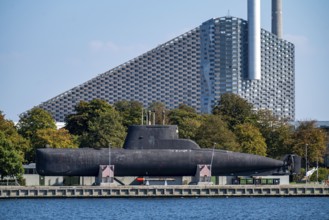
[29,16,294,122]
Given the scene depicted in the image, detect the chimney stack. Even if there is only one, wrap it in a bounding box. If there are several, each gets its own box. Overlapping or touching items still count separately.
[248,0,261,80]
[272,0,282,38]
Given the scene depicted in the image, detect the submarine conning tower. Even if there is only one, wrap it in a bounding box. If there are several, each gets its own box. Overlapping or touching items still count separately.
[123,125,200,150]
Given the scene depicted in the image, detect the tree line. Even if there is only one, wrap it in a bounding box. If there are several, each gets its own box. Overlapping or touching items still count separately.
[1,94,328,181]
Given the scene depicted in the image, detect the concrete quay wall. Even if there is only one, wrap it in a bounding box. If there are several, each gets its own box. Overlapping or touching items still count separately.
[1,185,328,198]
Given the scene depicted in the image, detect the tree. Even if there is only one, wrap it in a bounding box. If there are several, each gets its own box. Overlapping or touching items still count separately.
[0,111,25,179]
[17,107,56,139]
[213,93,256,130]
[177,117,202,140]
[0,112,30,158]
[65,99,114,135]
[266,124,294,158]
[292,121,327,164]
[34,128,77,149]
[168,104,197,124]
[168,104,201,139]
[65,99,126,148]
[0,131,24,179]
[195,115,239,151]
[79,111,126,148]
[17,108,57,162]
[309,168,329,182]
[234,123,267,156]
[114,100,143,129]
[255,109,294,158]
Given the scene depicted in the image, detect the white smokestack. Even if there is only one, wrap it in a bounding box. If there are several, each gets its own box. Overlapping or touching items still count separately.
[248,0,261,80]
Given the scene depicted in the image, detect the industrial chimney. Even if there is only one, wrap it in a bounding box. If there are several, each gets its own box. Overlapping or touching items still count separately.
[272,0,282,38]
[248,0,261,80]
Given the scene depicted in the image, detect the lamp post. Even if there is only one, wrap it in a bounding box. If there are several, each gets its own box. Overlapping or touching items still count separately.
[152,111,155,125]
[141,108,144,125]
[148,111,151,125]
[108,142,113,185]
[108,143,111,168]
[162,110,166,125]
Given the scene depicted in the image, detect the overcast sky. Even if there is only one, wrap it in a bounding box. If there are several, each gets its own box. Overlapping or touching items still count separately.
[1,0,328,122]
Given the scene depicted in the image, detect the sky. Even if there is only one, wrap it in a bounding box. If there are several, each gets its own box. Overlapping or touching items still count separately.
[1,0,328,122]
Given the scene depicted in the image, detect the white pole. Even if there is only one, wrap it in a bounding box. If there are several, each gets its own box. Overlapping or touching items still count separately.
[305,144,308,183]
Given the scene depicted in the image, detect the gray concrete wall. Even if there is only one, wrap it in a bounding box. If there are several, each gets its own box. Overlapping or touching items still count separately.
[24,175,63,186]
[1,185,328,198]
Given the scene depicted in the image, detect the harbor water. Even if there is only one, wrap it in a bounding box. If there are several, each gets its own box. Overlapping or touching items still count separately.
[1,197,329,219]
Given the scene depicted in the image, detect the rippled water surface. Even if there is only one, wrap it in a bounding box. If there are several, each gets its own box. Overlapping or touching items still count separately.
[1,197,329,220]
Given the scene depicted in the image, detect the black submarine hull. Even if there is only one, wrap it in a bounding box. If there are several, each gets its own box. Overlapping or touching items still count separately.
[36,125,300,177]
[36,148,287,177]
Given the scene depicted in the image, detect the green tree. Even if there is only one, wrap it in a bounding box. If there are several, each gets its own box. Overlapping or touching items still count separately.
[65,99,113,135]
[79,111,126,148]
[17,107,56,139]
[34,128,78,149]
[235,123,267,156]
[17,108,56,162]
[267,124,294,158]
[178,117,202,140]
[292,121,327,164]
[168,104,201,139]
[65,99,126,148]
[213,93,256,130]
[168,104,197,125]
[0,112,30,159]
[255,109,294,158]
[114,100,143,129]
[195,115,239,151]
[0,131,24,179]
[309,168,329,182]
[0,112,26,179]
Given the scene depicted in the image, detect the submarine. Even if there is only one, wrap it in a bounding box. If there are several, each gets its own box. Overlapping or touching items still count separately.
[36,125,301,177]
